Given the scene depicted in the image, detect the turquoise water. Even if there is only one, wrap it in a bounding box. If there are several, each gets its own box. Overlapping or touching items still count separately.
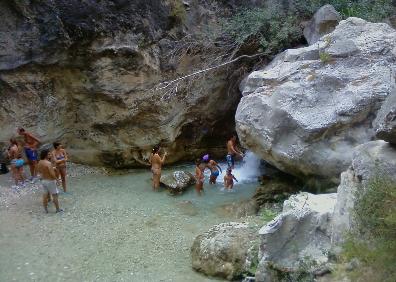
[0,163,260,282]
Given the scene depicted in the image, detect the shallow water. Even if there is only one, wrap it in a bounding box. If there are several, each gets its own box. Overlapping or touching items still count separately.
[0,162,261,282]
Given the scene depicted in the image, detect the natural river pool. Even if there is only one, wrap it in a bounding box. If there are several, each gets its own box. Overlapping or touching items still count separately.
[0,157,262,282]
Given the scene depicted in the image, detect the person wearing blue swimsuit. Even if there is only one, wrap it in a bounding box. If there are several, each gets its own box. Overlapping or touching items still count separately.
[202,154,222,184]
[18,128,40,179]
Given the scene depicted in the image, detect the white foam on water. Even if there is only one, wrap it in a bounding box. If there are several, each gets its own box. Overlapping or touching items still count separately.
[232,151,262,183]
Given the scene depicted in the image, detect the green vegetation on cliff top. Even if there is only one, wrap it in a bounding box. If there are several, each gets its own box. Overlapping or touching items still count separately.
[221,0,394,55]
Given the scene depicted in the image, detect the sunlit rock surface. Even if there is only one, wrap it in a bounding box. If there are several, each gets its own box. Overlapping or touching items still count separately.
[236,18,396,182]
[256,192,337,281]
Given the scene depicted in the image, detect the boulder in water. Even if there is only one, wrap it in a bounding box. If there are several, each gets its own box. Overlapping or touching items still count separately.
[236,18,396,182]
[160,171,195,194]
[191,222,259,280]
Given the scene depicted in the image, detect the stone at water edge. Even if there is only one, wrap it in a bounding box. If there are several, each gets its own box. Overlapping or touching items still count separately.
[255,192,337,281]
[236,18,396,183]
[304,4,342,45]
[191,222,259,281]
[160,171,195,194]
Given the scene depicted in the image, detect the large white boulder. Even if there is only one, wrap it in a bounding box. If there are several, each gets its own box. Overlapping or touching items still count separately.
[256,192,337,281]
[236,18,396,182]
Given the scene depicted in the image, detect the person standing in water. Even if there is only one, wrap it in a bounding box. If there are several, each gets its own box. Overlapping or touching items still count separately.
[18,128,40,179]
[52,142,68,193]
[149,145,167,191]
[224,168,238,190]
[195,158,204,195]
[226,134,244,169]
[37,149,62,213]
[202,154,222,185]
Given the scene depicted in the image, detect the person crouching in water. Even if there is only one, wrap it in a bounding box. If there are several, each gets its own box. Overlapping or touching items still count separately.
[52,142,68,193]
[195,159,204,195]
[149,145,167,191]
[224,168,238,190]
[37,149,62,213]
[202,154,222,185]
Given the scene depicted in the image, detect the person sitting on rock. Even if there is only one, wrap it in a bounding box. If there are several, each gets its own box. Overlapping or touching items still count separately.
[224,168,238,190]
[202,154,222,185]
[195,158,204,195]
[149,145,167,191]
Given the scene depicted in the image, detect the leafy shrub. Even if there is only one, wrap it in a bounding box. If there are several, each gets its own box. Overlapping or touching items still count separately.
[169,0,186,25]
[222,8,303,55]
[342,175,396,281]
[221,0,394,56]
[319,52,332,64]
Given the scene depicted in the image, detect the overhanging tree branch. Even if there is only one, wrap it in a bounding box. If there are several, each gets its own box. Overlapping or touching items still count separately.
[154,52,265,91]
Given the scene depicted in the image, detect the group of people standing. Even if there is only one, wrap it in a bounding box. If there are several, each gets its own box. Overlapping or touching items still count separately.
[149,134,244,195]
[6,128,68,213]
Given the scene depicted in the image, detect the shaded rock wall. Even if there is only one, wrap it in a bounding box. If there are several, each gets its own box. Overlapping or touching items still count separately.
[0,0,259,167]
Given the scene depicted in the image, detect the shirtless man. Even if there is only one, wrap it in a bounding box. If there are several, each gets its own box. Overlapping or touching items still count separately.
[37,149,62,213]
[18,128,40,178]
[226,135,244,169]
[149,145,167,191]
[202,154,222,185]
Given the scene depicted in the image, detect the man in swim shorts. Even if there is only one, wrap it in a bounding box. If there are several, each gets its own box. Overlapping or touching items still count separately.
[18,128,40,179]
[226,134,244,169]
[37,149,62,213]
[202,154,222,185]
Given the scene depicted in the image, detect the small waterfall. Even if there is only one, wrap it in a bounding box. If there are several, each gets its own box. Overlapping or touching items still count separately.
[227,151,262,184]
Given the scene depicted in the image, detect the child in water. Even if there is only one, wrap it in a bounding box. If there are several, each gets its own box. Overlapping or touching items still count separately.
[224,168,238,190]
[195,158,204,195]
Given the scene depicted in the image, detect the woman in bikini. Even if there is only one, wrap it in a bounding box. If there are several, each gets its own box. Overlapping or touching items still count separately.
[52,142,68,193]
[195,158,204,195]
[149,145,167,191]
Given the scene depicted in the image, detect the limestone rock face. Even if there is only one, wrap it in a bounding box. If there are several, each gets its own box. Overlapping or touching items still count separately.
[236,18,396,182]
[304,5,342,45]
[191,222,259,280]
[0,0,249,167]
[331,141,396,244]
[256,192,337,281]
[160,171,195,194]
[374,78,396,144]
